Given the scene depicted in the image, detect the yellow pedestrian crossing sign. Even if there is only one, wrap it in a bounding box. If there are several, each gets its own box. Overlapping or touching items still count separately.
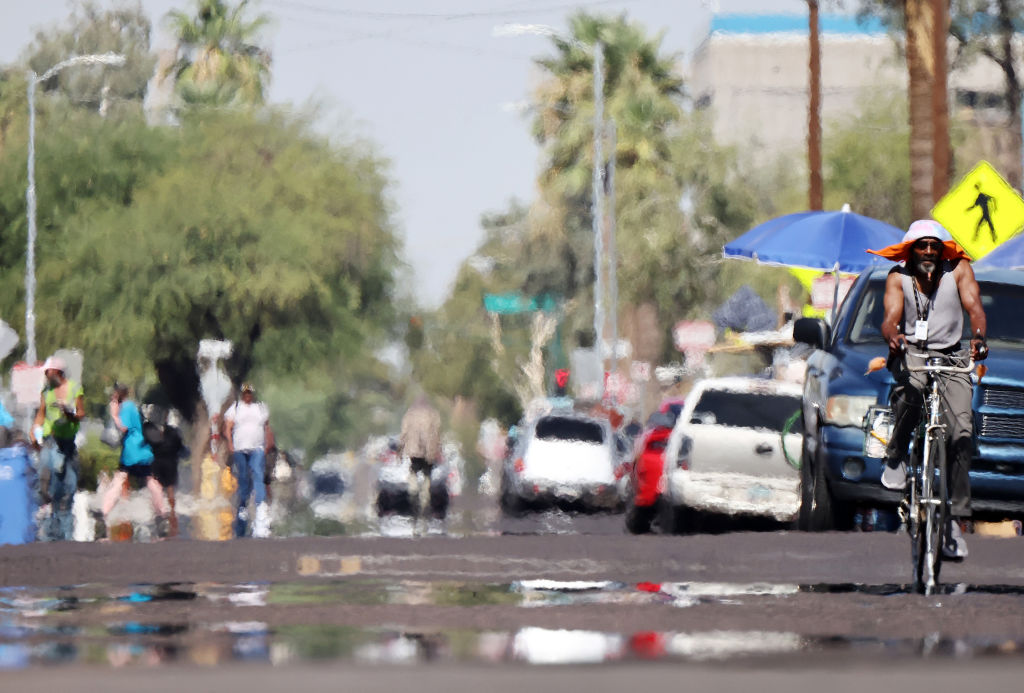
[931,160,1024,260]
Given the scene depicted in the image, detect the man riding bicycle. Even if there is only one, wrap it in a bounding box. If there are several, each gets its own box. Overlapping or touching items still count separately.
[869,220,988,560]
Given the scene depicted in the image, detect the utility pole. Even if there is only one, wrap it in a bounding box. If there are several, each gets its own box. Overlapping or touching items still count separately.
[606,119,618,371]
[592,41,606,395]
[808,0,823,211]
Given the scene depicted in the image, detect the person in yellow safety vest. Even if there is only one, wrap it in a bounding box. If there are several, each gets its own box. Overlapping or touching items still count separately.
[32,356,84,541]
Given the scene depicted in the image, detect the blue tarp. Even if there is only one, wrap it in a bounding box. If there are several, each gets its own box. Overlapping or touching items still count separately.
[713,285,778,334]
[0,447,37,545]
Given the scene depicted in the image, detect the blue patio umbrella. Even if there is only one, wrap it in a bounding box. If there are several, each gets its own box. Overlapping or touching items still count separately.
[974,232,1024,269]
[723,204,905,273]
[722,204,905,320]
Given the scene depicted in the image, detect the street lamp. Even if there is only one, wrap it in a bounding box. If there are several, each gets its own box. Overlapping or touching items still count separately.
[495,24,612,395]
[25,52,126,365]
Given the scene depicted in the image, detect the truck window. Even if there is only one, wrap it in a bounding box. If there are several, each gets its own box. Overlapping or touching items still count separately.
[690,390,803,433]
[974,282,1024,346]
[848,280,887,344]
[848,278,1024,347]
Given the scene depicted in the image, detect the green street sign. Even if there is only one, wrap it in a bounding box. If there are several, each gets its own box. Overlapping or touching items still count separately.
[483,293,558,314]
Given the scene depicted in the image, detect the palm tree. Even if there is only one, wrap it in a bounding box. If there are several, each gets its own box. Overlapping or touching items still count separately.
[532,13,683,204]
[906,0,937,219]
[529,13,687,358]
[164,0,271,108]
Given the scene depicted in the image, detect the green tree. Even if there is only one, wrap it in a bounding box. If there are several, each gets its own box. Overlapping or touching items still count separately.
[948,0,1024,188]
[529,13,684,303]
[528,13,694,360]
[410,202,529,426]
[164,0,271,108]
[0,93,176,381]
[859,0,1023,190]
[19,109,401,455]
[23,1,156,117]
[823,90,912,229]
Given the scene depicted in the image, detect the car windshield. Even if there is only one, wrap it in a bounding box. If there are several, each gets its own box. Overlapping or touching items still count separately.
[848,277,1024,346]
[534,417,605,444]
[689,390,803,433]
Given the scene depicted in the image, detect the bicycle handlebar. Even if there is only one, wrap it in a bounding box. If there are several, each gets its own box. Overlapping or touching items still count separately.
[902,350,976,374]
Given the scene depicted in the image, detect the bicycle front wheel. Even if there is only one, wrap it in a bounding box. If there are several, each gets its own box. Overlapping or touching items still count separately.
[917,432,947,595]
[909,433,925,592]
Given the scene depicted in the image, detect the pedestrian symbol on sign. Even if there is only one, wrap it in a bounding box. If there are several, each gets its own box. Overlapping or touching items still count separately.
[968,183,997,243]
[931,160,1024,261]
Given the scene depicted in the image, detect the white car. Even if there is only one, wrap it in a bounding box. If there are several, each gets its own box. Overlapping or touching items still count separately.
[501,412,621,513]
[660,377,804,532]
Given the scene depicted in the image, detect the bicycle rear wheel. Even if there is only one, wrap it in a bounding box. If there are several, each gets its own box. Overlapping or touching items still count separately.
[917,432,947,595]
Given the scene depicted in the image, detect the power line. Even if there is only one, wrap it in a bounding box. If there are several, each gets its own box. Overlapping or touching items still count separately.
[266,0,645,22]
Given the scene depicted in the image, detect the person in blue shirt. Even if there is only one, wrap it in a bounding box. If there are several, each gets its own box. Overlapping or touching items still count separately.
[0,398,13,428]
[0,397,14,447]
[101,384,168,532]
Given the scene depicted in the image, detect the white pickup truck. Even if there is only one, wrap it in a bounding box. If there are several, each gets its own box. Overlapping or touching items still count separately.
[660,377,804,532]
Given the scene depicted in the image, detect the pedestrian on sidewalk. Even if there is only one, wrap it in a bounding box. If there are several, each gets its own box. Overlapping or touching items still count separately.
[143,404,187,536]
[224,383,273,538]
[102,384,168,535]
[32,356,84,541]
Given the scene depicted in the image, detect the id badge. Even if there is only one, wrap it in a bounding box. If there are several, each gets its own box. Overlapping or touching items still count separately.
[914,319,929,341]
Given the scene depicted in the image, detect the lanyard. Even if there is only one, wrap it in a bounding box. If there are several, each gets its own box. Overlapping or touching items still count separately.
[912,275,936,322]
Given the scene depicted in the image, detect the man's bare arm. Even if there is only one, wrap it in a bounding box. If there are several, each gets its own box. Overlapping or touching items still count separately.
[33,393,46,429]
[880,270,906,353]
[955,261,988,359]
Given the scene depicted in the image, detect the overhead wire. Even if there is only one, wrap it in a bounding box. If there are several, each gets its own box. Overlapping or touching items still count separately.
[265,0,647,22]
[265,0,658,55]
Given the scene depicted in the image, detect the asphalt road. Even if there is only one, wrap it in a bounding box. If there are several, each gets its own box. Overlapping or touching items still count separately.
[3,496,1024,689]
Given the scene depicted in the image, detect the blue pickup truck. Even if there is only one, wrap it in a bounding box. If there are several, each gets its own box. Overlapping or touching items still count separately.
[793,266,1024,530]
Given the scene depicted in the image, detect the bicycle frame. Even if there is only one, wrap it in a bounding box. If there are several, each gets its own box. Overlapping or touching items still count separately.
[901,352,974,595]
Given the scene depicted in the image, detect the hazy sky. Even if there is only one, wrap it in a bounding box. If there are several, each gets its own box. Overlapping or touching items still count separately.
[1,0,807,306]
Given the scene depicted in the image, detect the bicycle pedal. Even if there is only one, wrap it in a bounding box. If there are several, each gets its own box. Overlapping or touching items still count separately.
[897,500,909,524]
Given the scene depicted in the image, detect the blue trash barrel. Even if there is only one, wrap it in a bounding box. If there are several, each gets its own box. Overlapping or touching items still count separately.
[0,446,37,545]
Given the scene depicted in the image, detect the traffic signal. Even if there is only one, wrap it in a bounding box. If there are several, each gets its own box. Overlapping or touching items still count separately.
[555,368,570,395]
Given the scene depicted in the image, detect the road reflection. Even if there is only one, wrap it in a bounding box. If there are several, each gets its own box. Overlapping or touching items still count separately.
[4,579,1024,669]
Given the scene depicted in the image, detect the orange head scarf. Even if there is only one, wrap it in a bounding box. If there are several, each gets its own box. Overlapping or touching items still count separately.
[866,219,971,263]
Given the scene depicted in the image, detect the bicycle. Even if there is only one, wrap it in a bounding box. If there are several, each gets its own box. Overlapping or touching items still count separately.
[863,349,979,594]
[898,351,976,595]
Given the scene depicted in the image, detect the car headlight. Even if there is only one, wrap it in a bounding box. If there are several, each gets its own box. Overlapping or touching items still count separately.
[824,395,877,427]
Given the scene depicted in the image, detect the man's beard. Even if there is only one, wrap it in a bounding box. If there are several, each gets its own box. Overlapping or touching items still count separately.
[914,256,937,280]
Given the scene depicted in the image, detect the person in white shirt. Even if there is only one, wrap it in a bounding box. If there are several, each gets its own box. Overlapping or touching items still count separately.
[223,383,273,538]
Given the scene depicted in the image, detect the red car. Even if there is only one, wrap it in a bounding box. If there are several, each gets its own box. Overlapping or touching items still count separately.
[624,398,684,534]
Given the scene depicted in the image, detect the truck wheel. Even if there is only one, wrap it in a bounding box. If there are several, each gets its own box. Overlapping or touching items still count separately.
[799,448,853,531]
[797,447,815,530]
[799,447,834,531]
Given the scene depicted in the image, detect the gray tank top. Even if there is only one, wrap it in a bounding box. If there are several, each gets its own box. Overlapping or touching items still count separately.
[899,260,963,349]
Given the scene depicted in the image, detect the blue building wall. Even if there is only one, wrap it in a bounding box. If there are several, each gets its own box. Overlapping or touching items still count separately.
[709,14,887,37]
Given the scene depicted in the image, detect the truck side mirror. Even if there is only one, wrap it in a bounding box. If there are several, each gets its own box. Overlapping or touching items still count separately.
[793,317,830,350]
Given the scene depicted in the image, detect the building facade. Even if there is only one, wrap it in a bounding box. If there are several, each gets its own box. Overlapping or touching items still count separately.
[688,14,1015,169]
